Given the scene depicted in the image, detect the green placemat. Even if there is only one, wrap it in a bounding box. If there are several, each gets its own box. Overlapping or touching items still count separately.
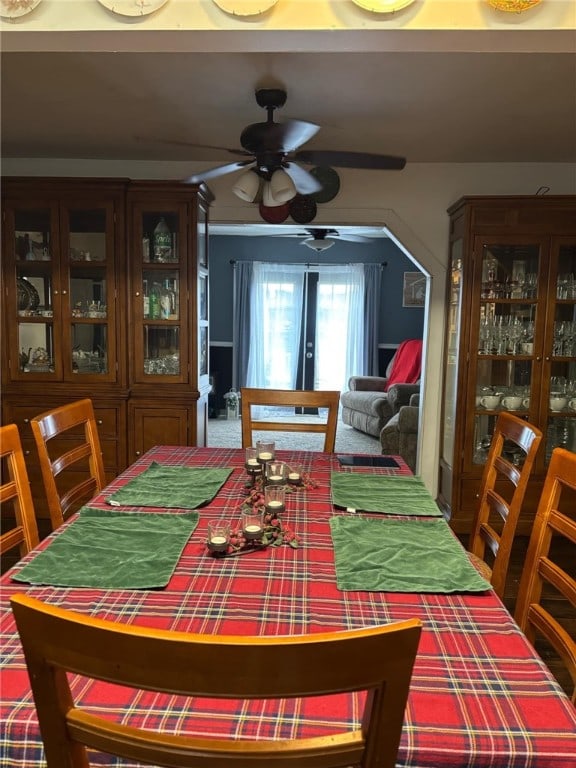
[331,472,442,516]
[12,507,199,589]
[330,516,490,593]
[107,462,233,509]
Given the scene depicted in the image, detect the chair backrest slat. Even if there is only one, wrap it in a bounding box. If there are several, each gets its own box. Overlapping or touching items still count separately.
[0,423,39,558]
[30,398,106,530]
[514,447,576,703]
[468,412,542,599]
[11,594,421,768]
[240,388,340,453]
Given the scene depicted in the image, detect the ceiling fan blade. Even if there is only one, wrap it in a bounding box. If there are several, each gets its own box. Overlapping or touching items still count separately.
[335,233,374,243]
[185,160,255,184]
[135,136,250,157]
[277,119,321,153]
[241,120,320,154]
[295,149,406,171]
[283,162,322,195]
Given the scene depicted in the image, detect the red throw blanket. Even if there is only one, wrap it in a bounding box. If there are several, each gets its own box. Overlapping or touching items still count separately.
[384,339,423,391]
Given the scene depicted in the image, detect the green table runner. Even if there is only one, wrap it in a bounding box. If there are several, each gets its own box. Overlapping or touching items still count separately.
[331,472,443,516]
[12,507,199,589]
[107,462,233,509]
[330,516,489,593]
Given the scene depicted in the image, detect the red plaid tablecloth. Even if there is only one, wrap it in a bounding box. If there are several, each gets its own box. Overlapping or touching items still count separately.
[1,446,575,768]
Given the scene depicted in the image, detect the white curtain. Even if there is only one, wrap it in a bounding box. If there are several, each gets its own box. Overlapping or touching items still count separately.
[316,264,365,392]
[246,262,306,389]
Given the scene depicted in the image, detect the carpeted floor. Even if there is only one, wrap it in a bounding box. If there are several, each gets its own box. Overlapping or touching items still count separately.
[207,414,381,454]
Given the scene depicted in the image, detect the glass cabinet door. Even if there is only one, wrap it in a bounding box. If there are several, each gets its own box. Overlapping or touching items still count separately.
[470,237,543,467]
[441,243,463,470]
[133,206,188,383]
[64,204,116,380]
[545,239,576,459]
[13,204,61,379]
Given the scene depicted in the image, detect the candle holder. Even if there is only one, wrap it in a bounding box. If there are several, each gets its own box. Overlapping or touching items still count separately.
[244,447,262,486]
[266,461,287,486]
[207,519,231,554]
[241,508,264,541]
[265,485,285,517]
[256,440,275,469]
[287,464,303,486]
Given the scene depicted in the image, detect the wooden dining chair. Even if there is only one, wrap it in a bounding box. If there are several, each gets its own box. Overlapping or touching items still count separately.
[514,447,576,704]
[468,412,542,600]
[240,388,340,452]
[0,424,39,560]
[30,398,106,531]
[11,593,421,768]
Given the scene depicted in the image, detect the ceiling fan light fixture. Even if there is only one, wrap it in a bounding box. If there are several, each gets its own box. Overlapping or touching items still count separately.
[232,169,261,202]
[269,168,297,203]
[262,180,287,208]
[303,238,336,252]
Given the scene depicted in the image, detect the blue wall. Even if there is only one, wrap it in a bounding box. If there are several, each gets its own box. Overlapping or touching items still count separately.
[208,235,424,345]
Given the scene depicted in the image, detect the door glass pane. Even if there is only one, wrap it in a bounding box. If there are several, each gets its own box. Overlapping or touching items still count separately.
[143,271,179,320]
[481,243,539,300]
[69,209,106,262]
[442,247,463,466]
[143,213,179,263]
[16,269,51,317]
[143,327,180,375]
[14,210,51,262]
[18,323,54,372]
[70,271,107,318]
[71,324,108,374]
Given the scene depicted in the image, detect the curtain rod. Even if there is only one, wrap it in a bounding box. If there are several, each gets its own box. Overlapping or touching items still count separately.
[229,259,388,267]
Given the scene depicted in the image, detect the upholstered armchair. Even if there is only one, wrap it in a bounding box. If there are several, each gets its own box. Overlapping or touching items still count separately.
[340,339,422,438]
[379,394,420,472]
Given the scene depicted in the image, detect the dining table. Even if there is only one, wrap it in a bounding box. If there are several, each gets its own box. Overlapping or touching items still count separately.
[1,445,575,768]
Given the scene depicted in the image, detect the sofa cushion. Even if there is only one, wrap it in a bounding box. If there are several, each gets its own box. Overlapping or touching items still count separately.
[340,390,392,419]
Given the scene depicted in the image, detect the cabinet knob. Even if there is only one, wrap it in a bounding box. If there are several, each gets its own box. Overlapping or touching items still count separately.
[135,451,141,456]
[135,291,141,297]
[23,418,29,423]
[24,450,30,456]
[61,289,68,295]
[537,356,542,362]
[53,290,59,295]
[97,419,103,425]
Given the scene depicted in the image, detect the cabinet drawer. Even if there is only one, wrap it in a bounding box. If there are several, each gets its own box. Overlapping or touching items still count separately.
[7,404,118,439]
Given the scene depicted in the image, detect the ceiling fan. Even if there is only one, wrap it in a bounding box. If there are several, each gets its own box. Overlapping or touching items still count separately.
[276,228,375,252]
[180,88,406,200]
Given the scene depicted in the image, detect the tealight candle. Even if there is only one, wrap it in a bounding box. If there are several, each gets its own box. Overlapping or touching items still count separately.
[287,467,302,486]
[256,440,275,465]
[244,447,262,475]
[266,461,287,486]
[241,509,263,541]
[207,519,230,553]
[264,486,285,515]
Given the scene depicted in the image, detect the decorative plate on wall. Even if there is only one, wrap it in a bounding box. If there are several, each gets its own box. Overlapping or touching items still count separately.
[212,0,278,16]
[350,0,416,13]
[97,0,169,17]
[1,0,42,19]
[486,0,541,10]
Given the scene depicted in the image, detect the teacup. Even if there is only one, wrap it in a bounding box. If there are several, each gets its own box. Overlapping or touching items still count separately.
[549,396,568,412]
[522,397,531,409]
[480,394,501,410]
[501,395,523,411]
[569,398,576,412]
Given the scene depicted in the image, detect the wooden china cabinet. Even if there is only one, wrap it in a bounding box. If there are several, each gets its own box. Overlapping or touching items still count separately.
[439,196,576,535]
[1,178,212,533]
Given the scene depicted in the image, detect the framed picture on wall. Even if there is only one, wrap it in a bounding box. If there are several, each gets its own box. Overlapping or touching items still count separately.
[402,272,426,307]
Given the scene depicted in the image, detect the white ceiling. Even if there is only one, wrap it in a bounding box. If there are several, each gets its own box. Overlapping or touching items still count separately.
[2,50,575,168]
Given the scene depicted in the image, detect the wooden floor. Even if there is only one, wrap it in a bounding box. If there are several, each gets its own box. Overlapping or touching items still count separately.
[496,535,574,700]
